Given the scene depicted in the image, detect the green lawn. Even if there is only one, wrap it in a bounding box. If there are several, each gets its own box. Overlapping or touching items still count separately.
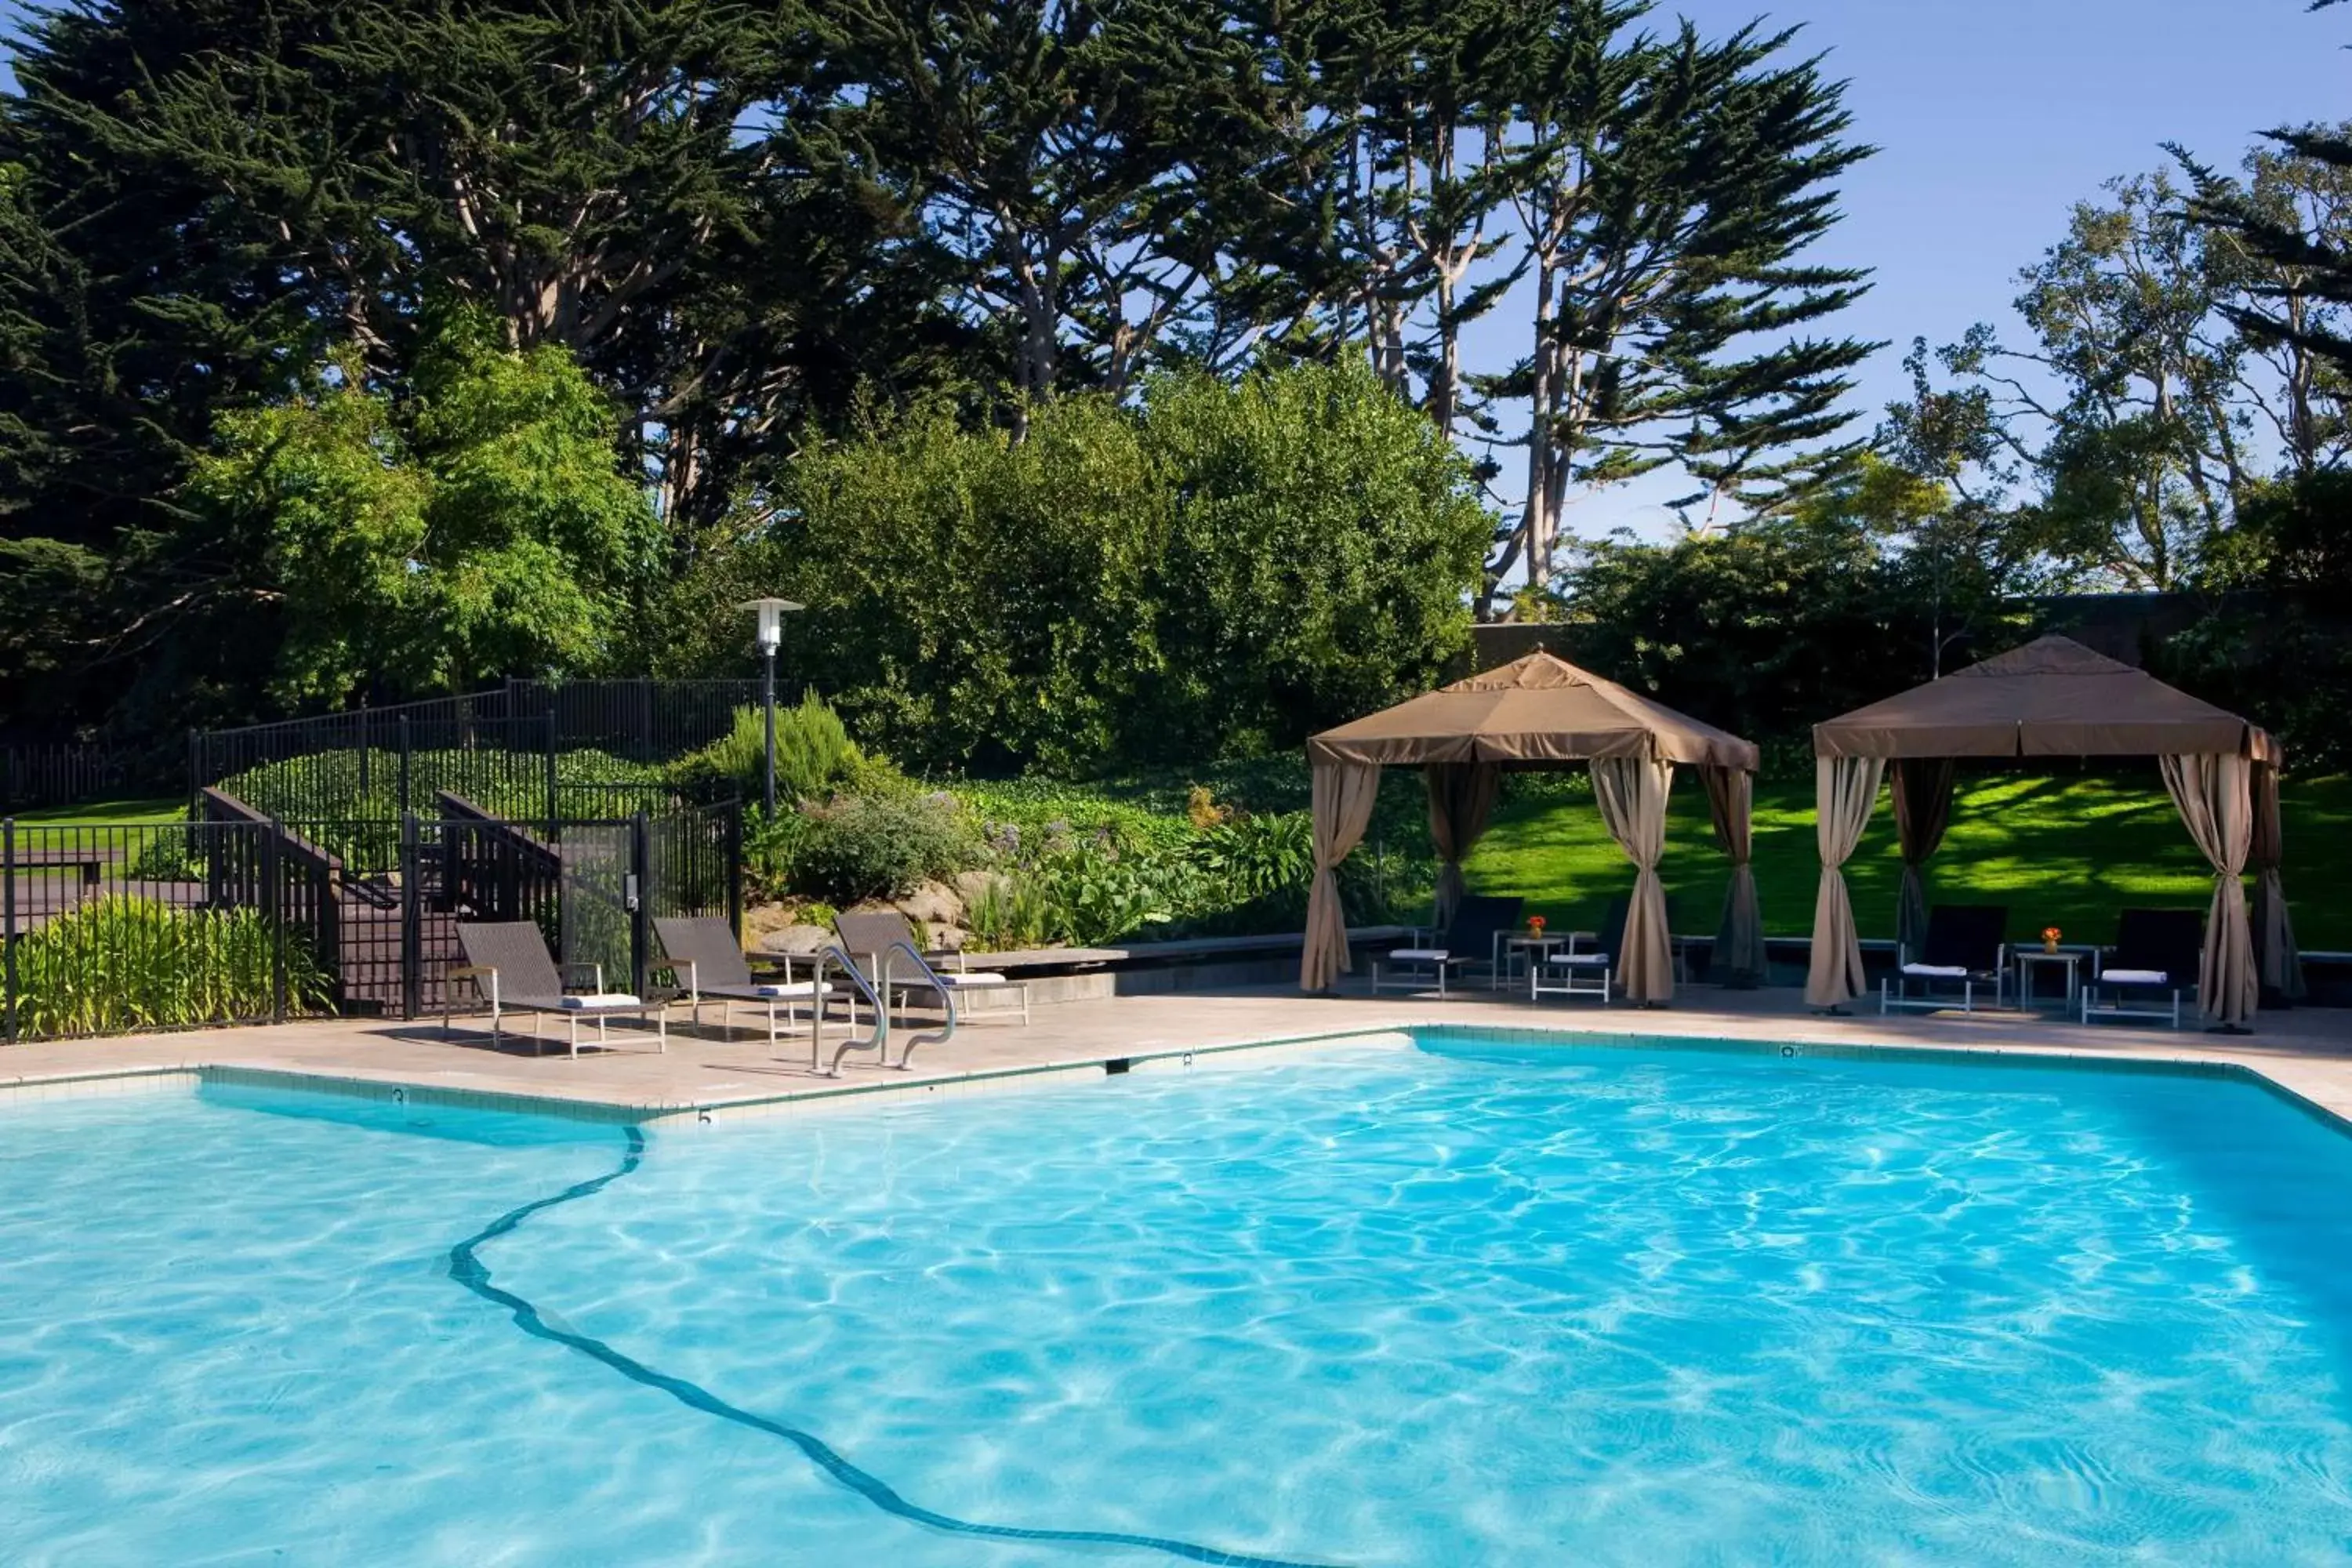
[1464,771,2352,951]
[7,796,188,827]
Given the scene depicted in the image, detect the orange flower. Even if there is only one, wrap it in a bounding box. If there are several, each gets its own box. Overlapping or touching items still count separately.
[2042,925,2062,942]
[1528,915,1547,935]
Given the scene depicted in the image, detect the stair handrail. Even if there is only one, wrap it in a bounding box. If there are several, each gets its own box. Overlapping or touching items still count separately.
[811,944,887,1076]
[877,939,956,1070]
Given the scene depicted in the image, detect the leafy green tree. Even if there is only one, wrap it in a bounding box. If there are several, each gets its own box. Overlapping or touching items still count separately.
[1552,508,1896,759]
[1476,4,1877,613]
[1125,359,1488,760]
[665,361,1483,774]
[191,312,661,706]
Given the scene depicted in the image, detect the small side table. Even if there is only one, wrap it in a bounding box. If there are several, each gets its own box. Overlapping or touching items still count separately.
[1501,933,1572,989]
[2014,947,2086,1011]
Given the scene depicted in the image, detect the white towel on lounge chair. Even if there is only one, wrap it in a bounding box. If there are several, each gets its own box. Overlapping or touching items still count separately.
[2100,968,2169,985]
[935,971,1011,987]
[1548,953,1609,967]
[559,993,644,1009]
[1901,964,1969,978]
[1391,948,1450,962]
[752,981,834,998]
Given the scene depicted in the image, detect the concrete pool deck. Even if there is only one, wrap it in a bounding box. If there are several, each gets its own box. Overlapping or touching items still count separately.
[7,982,2352,1129]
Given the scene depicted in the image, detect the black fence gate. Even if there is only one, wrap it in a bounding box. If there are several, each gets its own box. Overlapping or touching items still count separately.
[1,800,741,1039]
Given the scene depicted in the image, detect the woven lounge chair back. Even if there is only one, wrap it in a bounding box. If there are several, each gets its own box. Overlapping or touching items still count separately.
[652,916,754,989]
[2114,908,2204,979]
[834,909,918,961]
[455,922,564,999]
[1594,895,1632,959]
[1919,906,2008,972]
[1447,895,1524,953]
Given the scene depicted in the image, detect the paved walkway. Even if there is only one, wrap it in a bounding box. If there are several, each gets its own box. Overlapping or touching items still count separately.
[6,983,2352,1127]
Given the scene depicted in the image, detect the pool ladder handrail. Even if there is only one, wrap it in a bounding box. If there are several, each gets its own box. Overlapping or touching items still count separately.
[811,945,887,1076]
[877,939,956,1070]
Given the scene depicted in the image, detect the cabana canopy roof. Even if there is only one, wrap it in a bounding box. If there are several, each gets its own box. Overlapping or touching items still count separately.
[1307,650,1761,771]
[1812,635,2279,763]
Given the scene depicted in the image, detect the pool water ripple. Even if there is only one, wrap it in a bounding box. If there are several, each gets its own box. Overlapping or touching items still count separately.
[445,1122,1324,1568]
[3,1035,2352,1563]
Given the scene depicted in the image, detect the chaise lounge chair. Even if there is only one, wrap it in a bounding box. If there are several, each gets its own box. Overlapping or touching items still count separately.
[1880,905,2010,1014]
[652,916,835,1048]
[448,921,666,1057]
[833,909,1032,1025]
[2081,907,2203,1029]
[1371,895,1523,998]
[1532,895,1628,1005]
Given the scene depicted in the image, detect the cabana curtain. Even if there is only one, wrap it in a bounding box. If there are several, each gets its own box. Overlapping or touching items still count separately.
[1805,757,1885,1007]
[1890,759,1955,958]
[1302,762,1381,992]
[1425,762,1501,927]
[2250,761,2305,1001]
[2161,753,2259,1029]
[1591,757,1675,1003]
[1703,766,1766,987]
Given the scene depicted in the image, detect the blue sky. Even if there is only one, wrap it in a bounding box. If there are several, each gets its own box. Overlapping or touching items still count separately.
[1475,0,2352,536]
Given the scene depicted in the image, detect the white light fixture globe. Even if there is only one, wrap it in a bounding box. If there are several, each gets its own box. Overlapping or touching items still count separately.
[736,597,802,652]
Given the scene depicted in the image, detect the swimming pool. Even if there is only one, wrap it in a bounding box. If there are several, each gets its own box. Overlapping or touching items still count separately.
[3,1031,2350,1565]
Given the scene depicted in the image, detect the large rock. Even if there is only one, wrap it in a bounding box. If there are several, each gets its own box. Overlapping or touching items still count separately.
[741,902,800,943]
[953,869,1006,909]
[898,878,964,929]
[753,924,835,957]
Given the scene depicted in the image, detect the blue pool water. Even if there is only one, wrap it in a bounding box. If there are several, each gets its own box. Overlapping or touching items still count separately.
[4,1034,2352,1565]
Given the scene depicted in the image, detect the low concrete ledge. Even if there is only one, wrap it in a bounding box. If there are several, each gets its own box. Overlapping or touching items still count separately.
[950,926,1414,976]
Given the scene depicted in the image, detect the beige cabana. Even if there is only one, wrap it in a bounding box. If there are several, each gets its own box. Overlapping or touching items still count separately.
[1806,635,2289,1030]
[1302,652,1763,1001]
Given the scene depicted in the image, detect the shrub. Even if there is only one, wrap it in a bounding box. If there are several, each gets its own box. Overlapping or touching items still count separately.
[126,826,203,881]
[1028,844,1177,947]
[669,693,866,804]
[13,895,334,1037]
[741,807,808,903]
[790,792,978,904]
[1187,811,1314,902]
[966,874,1051,951]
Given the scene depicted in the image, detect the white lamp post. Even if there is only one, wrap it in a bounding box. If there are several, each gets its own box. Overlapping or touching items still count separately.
[737,597,803,816]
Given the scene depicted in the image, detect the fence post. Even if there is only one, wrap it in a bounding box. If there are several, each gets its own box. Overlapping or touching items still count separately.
[725,800,743,939]
[544,712,559,828]
[401,811,421,1022]
[630,810,651,999]
[187,728,201,821]
[3,817,16,1042]
[358,701,371,804]
[398,714,412,816]
[264,818,286,1024]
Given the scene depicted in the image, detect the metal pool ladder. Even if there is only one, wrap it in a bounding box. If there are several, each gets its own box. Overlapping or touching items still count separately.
[878,939,957,1070]
[811,946,887,1076]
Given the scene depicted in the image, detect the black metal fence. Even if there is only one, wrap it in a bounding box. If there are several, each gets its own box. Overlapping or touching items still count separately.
[189,678,771,822]
[3,799,742,1040]
[0,744,159,812]
[1,814,336,1040]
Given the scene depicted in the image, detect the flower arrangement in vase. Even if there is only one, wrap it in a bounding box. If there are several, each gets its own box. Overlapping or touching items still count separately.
[2041,925,2062,954]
